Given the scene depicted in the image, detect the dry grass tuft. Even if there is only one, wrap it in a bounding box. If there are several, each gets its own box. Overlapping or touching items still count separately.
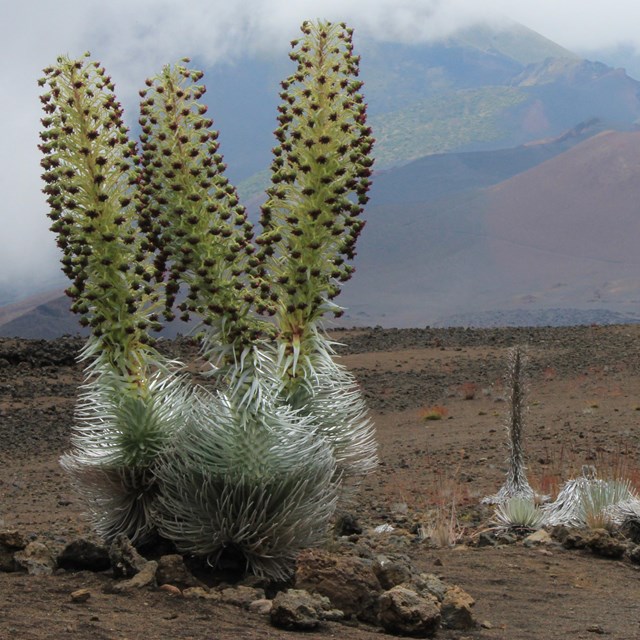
[419,405,448,421]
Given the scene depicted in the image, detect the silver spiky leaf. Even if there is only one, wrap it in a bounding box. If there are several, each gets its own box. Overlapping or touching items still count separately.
[205,330,377,486]
[60,464,159,545]
[492,496,545,532]
[282,332,378,485]
[608,496,640,529]
[155,360,339,582]
[61,352,191,545]
[542,466,637,528]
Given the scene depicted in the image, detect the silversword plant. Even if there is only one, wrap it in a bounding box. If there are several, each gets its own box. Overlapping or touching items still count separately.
[39,20,377,578]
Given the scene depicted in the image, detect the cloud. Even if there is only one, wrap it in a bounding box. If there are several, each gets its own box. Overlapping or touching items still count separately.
[3,0,640,298]
[480,0,640,56]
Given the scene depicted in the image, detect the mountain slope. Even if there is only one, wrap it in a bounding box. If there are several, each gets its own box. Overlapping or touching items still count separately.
[370,58,640,168]
[200,21,640,190]
[0,295,88,340]
[236,22,640,205]
[452,22,577,65]
[369,119,605,205]
[483,130,640,295]
[338,129,640,327]
[6,128,640,335]
[0,289,65,329]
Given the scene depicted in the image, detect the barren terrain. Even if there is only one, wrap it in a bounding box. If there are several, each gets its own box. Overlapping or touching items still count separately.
[2,325,640,639]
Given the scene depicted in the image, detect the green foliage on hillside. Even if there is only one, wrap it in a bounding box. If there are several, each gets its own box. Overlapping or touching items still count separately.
[371,87,528,168]
[238,168,270,203]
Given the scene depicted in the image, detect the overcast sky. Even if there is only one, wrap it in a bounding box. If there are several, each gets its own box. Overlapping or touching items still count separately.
[4,0,640,297]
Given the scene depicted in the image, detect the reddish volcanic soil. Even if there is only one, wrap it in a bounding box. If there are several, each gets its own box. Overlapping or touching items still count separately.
[2,325,640,639]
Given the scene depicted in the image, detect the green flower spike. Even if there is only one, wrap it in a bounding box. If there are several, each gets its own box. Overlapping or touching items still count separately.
[39,53,157,378]
[257,20,375,373]
[136,62,273,364]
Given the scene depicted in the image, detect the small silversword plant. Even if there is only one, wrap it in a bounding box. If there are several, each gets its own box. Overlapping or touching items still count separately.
[484,346,545,505]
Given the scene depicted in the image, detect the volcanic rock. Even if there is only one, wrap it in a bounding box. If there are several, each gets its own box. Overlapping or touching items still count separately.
[295,548,381,622]
[378,585,441,637]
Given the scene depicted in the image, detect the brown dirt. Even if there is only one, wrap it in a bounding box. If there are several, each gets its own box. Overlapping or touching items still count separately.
[2,325,640,639]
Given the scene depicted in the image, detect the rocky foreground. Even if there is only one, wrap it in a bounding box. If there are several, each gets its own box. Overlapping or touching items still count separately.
[2,325,640,639]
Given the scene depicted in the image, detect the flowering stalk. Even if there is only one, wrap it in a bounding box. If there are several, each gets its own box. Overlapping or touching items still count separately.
[39,53,157,380]
[483,346,539,505]
[254,21,378,484]
[257,21,374,378]
[136,62,274,362]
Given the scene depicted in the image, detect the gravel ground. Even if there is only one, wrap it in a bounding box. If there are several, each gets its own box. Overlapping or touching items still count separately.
[2,325,640,639]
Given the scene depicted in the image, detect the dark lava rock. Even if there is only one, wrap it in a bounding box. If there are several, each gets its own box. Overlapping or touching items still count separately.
[628,544,640,564]
[374,556,413,590]
[410,573,448,602]
[440,585,477,630]
[58,539,110,572]
[156,554,202,588]
[0,530,26,550]
[109,534,148,579]
[620,519,640,544]
[0,529,27,571]
[14,541,56,576]
[584,529,628,559]
[335,513,363,536]
[476,532,498,547]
